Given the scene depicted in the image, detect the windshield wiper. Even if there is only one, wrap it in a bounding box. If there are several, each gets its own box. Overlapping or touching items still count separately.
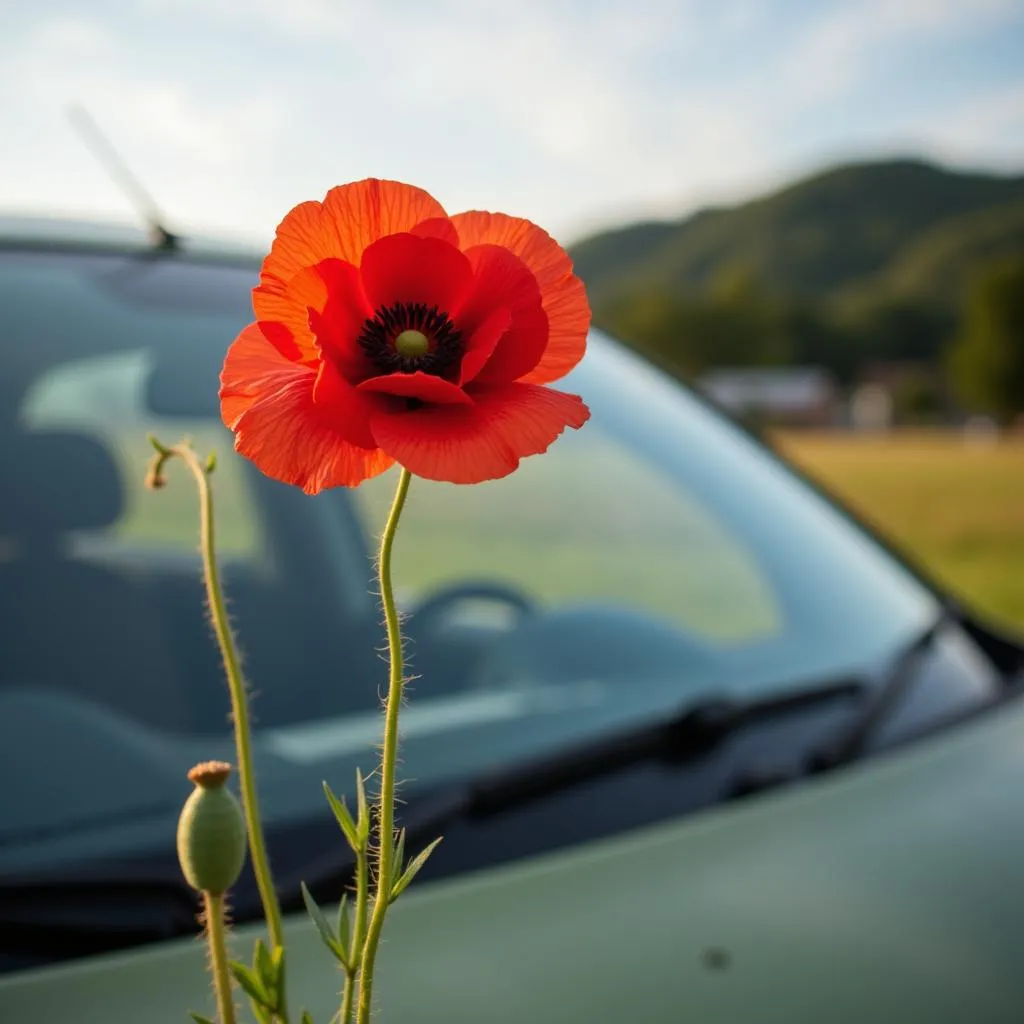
[295,627,959,904]
[811,606,954,772]
[451,676,862,817]
[293,674,864,902]
[5,615,966,957]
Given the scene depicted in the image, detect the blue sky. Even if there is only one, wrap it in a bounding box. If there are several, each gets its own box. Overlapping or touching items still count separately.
[2,0,1023,246]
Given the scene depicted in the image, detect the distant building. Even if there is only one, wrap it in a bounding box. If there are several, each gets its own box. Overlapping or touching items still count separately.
[849,383,894,432]
[698,367,839,426]
[855,361,944,427]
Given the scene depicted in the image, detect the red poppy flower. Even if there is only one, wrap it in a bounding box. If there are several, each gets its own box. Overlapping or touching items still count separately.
[220,179,591,493]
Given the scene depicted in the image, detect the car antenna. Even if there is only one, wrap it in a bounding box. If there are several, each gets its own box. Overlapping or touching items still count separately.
[67,104,180,251]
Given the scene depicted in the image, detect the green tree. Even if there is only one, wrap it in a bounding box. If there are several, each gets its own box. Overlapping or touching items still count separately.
[597,283,798,380]
[949,258,1024,426]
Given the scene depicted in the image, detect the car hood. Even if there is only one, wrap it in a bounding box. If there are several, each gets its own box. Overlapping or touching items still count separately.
[3,697,1024,1024]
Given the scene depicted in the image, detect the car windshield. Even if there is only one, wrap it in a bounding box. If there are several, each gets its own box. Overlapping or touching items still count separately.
[0,246,942,880]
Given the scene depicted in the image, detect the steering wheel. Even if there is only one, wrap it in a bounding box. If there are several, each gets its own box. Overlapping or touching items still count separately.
[408,580,537,634]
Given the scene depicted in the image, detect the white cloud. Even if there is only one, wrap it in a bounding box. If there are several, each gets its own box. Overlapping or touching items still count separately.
[0,0,1021,245]
[0,11,288,237]
[918,81,1024,168]
[757,0,1021,112]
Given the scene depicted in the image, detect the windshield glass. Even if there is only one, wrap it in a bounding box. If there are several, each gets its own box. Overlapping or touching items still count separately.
[0,247,941,880]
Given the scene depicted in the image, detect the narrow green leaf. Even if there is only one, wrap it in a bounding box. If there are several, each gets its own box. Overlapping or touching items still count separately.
[253,939,282,1011]
[270,942,286,979]
[301,1011,316,1024]
[323,781,360,851]
[253,938,274,986]
[355,770,370,844]
[301,881,347,966]
[148,433,169,455]
[391,836,443,902]
[229,960,271,1007]
[188,1014,216,1024]
[391,828,407,890]
[336,892,352,953]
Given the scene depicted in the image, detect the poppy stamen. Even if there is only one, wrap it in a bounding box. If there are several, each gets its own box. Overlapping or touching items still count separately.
[358,302,463,376]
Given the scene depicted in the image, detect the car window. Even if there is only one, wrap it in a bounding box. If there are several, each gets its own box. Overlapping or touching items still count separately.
[356,423,780,641]
[21,349,264,559]
[4,246,994,952]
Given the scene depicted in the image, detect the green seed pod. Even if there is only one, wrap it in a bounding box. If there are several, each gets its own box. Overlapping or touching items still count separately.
[177,761,247,895]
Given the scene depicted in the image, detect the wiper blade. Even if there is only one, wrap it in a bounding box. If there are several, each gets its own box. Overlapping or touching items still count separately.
[296,674,865,900]
[457,676,862,818]
[291,677,872,905]
[812,606,954,771]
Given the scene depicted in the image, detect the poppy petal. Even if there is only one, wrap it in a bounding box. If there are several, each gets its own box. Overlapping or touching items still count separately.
[257,199,325,289]
[457,244,541,334]
[309,259,375,380]
[220,322,308,428]
[252,281,321,365]
[475,303,548,385]
[260,180,448,290]
[312,359,380,449]
[357,371,473,405]
[474,303,548,385]
[458,308,512,384]
[369,382,590,484]
[360,233,473,315]
[450,211,590,384]
[411,217,460,246]
[456,244,548,385]
[233,370,393,494]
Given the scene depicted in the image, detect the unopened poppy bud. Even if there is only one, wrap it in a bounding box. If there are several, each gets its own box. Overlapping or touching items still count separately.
[394,329,430,358]
[177,761,247,895]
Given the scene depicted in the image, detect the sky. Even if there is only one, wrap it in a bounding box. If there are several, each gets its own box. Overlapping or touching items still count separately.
[2,0,1023,248]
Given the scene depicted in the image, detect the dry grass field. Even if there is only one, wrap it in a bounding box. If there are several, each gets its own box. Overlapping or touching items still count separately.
[773,430,1024,632]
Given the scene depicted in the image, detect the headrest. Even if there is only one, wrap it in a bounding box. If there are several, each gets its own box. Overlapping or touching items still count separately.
[0,430,124,536]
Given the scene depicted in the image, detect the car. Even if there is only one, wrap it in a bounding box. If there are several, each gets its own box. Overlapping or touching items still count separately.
[0,214,1022,1024]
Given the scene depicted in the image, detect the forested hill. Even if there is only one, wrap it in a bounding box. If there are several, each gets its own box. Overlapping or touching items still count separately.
[568,158,1024,382]
[571,159,1024,306]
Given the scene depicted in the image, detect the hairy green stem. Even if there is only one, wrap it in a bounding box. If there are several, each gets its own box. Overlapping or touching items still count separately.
[340,969,356,1024]
[204,891,237,1024]
[341,839,369,1024]
[353,839,370,964]
[149,441,287,1009]
[356,467,412,1024]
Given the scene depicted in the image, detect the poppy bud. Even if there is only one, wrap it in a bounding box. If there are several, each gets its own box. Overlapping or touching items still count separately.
[177,761,247,895]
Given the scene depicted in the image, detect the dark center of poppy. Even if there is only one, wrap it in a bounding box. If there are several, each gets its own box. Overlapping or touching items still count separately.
[357,302,463,377]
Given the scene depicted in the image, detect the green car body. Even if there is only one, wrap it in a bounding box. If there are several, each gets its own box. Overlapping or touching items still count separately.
[5,697,1024,1023]
[0,218,1022,1023]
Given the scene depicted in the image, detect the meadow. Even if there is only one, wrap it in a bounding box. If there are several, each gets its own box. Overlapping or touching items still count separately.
[772,430,1024,631]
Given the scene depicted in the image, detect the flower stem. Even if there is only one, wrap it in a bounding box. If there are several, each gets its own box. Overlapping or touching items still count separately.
[340,969,356,1024]
[203,891,237,1024]
[147,441,286,960]
[356,467,412,1024]
[341,838,369,1024]
[354,836,370,957]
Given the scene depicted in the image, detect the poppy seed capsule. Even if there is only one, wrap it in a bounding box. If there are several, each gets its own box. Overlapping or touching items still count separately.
[177,761,247,895]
